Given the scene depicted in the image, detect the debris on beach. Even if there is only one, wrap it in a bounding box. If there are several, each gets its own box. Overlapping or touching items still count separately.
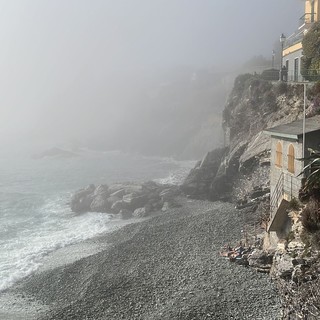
[219,242,274,273]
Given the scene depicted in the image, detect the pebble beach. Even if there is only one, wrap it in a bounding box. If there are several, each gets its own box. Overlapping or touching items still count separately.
[1,198,281,320]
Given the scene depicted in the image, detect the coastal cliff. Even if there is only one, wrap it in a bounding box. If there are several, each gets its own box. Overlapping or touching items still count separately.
[183,75,320,319]
[182,75,306,204]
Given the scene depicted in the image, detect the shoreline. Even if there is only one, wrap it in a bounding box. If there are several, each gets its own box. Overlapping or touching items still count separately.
[1,197,281,320]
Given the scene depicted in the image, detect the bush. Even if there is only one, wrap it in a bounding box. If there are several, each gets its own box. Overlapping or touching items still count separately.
[301,21,320,81]
[301,199,320,232]
[299,149,320,196]
[286,231,295,243]
[233,73,256,94]
[289,197,300,210]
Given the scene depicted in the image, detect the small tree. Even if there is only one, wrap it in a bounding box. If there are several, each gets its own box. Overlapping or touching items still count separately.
[301,21,320,81]
[299,148,320,200]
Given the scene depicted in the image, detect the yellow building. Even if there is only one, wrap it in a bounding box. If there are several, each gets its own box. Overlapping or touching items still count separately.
[283,0,320,81]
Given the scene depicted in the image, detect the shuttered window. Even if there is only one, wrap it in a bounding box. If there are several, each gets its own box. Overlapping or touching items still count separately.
[288,144,295,174]
[275,142,283,168]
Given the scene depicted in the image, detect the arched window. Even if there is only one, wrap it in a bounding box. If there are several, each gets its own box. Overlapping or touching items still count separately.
[275,141,283,167]
[288,144,295,174]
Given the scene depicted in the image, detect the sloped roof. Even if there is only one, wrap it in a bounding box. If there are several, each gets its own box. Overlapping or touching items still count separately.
[264,115,320,140]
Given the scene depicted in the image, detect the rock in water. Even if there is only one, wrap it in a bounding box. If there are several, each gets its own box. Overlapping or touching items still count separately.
[133,207,148,218]
[119,209,133,219]
[111,200,128,214]
[122,193,148,211]
[89,185,110,212]
[71,184,95,213]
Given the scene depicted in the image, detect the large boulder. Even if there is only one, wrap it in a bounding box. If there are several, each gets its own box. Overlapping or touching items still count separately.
[159,186,181,202]
[122,193,148,211]
[271,252,294,279]
[109,189,126,198]
[181,148,225,199]
[71,184,95,213]
[248,249,274,273]
[89,184,110,212]
[119,209,133,220]
[133,207,148,218]
[108,183,143,195]
[107,195,121,206]
[111,200,128,214]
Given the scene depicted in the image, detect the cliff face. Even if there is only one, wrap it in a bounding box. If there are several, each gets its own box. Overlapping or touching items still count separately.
[182,75,306,203]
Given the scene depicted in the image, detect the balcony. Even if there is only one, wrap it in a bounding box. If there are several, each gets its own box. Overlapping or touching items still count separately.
[299,13,316,25]
[283,13,316,50]
[283,29,305,49]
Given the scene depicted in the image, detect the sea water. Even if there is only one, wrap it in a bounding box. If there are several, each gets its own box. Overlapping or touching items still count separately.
[0,149,194,291]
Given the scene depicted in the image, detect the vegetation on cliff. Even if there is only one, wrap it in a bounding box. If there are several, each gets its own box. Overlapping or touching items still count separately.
[302,21,320,81]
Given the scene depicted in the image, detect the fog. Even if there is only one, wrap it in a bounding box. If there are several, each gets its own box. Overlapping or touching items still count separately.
[0,0,303,158]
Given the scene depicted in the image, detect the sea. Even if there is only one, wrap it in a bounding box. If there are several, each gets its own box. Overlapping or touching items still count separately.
[0,149,195,292]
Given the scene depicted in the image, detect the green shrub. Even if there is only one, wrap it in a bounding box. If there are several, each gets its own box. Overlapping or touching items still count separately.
[286,231,295,243]
[301,199,320,232]
[299,148,320,196]
[301,21,320,81]
[233,73,256,94]
[289,197,300,210]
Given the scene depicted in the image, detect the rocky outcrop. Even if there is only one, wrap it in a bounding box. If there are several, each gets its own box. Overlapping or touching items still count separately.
[90,185,111,212]
[247,250,273,273]
[180,148,225,199]
[182,77,306,203]
[70,181,182,218]
[70,184,95,213]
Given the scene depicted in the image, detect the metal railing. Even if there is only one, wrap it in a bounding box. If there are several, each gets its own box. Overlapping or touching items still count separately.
[270,172,284,221]
[283,174,302,200]
[284,30,305,49]
[299,13,316,25]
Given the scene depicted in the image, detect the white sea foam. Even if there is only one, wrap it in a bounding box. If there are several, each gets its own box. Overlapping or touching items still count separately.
[154,160,195,185]
[0,151,194,292]
[0,197,115,291]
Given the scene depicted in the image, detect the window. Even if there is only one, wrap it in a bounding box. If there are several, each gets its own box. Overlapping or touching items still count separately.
[294,58,299,82]
[288,144,295,174]
[276,141,283,168]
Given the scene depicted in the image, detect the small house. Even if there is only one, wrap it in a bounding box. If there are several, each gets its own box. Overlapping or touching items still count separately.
[264,115,320,246]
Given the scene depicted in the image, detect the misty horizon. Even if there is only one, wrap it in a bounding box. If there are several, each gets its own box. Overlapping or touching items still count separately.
[0,0,304,158]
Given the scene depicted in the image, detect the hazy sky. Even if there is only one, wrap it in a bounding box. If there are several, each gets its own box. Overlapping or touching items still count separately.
[0,0,304,149]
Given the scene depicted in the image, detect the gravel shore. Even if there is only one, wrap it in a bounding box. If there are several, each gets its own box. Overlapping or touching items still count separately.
[6,198,280,320]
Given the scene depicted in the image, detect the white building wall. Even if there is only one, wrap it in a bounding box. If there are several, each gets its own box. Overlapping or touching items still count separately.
[284,49,304,82]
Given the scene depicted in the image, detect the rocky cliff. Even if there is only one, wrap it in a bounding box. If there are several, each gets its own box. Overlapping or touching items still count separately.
[182,75,320,319]
[182,75,306,206]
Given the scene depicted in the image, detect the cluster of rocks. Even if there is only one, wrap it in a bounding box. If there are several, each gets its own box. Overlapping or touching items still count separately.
[220,243,274,273]
[70,181,181,219]
[271,246,320,319]
[247,249,274,273]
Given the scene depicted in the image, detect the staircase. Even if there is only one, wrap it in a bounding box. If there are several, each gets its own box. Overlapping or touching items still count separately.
[270,172,284,220]
[268,172,290,232]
